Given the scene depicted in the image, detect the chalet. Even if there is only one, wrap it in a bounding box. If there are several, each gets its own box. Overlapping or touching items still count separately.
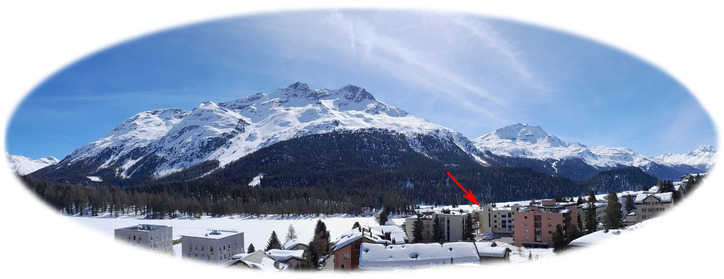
[330,229,388,270]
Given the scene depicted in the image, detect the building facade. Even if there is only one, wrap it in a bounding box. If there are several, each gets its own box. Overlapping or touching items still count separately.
[634,192,673,222]
[114,224,173,253]
[478,205,520,235]
[181,230,244,263]
[513,201,578,247]
[404,213,469,243]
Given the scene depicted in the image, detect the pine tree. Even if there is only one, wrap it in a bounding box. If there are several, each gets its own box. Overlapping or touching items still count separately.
[352,221,361,231]
[565,222,579,244]
[551,224,566,251]
[577,212,583,232]
[286,224,298,243]
[587,189,597,203]
[308,220,330,269]
[585,203,597,232]
[624,195,635,212]
[576,195,585,205]
[247,243,256,253]
[433,215,443,244]
[377,208,389,225]
[604,191,623,229]
[265,231,281,251]
[413,214,424,243]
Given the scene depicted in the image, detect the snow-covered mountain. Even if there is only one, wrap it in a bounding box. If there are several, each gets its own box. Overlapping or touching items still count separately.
[473,123,715,178]
[653,145,716,170]
[43,82,488,183]
[6,153,59,175]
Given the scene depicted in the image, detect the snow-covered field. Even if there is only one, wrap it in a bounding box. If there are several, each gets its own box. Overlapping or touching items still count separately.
[71,215,404,257]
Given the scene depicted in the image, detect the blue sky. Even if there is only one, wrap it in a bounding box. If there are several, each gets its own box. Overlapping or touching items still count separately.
[6,10,716,159]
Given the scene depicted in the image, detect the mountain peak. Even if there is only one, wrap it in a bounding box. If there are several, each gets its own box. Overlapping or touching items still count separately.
[339,84,376,102]
[486,123,565,146]
[287,81,310,91]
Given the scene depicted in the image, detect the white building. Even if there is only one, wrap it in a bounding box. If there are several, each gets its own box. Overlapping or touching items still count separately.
[114,224,172,253]
[182,230,244,263]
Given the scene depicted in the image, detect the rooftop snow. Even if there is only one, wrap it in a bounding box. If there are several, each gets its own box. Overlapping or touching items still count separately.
[359,242,479,269]
[182,229,242,239]
[266,249,305,261]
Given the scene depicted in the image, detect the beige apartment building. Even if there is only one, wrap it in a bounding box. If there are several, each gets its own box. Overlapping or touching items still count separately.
[404,213,468,243]
[478,205,521,235]
[634,192,673,222]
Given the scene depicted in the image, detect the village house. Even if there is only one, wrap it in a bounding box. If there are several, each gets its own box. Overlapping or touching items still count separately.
[513,200,578,247]
[282,239,308,251]
[181,229,244,263]
[114,224,173,253]
[330,228,388,270]
[266,249,305,270]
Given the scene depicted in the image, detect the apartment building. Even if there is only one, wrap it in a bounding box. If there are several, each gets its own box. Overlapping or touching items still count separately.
[634,192,673,222]
[478,205,520,235]
[181,230,244,263]
[513,200,578,247]
[404,213,469,243]
[114,224,173,253]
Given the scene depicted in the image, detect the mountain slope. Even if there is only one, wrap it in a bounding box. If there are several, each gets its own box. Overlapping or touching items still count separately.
[33,82,489,185]
[6,153,59,175]
[156,128,588,204]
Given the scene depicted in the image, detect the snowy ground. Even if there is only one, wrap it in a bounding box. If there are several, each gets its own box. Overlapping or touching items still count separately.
[71,214,404,258]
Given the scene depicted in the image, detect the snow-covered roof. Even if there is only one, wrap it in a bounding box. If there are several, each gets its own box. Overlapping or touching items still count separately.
[634,192,673,204]
[370,225,408,244]
[266,249,305,262]
[358,242,479,269]
[241,250,284,271]
[182,229,242,239]
[474,242,510,258]
[282,239,307,250]
[647,186,660,193]
[331,229,386,252]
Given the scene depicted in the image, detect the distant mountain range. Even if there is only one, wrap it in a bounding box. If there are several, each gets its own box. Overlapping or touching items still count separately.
[473,123,715,180]
[6,154,59,175]
[11,82,715,194]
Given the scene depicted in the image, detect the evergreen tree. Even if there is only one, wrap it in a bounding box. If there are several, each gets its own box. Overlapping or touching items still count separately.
[576,195,585,205]
[432,215,444,244]
[551,224,566,251]
[352,221,361,231]
[308,220,330,268]
[624,195,635,212]
[604,191,623,229]
[247,243,256,253]
[565,222,579,244]
[265,230,282,251]
[585,203,597,232]
[286,224,298,242]
[577,212,583,232]
[413,214,424,243]
[587,189,597,203]
[377,208,389,225]
[463,213,475,241]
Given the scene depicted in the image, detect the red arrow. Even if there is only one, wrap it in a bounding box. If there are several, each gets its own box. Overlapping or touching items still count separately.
[446,171,480,206]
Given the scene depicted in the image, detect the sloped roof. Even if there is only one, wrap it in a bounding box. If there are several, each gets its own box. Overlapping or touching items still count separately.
[331,229,387,252]
[266,249,305,262]
[282,239,307,250]
[634,192,673,204]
